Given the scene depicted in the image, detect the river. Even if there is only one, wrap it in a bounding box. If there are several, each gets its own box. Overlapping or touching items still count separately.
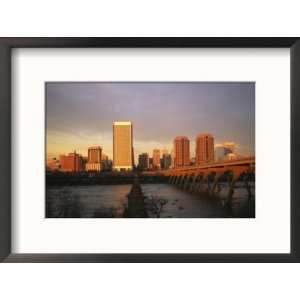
[46,183,255,218]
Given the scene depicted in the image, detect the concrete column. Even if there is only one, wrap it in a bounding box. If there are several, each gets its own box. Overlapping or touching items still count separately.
[205,174,211,194]
[210,173,222,197]
[171,175,175,184]
[179,175,187,188]
[189,173,199,192]
[195,174,204,193]
[175,175,182,185]
[226,172,241,203]
[183,174,192,190]
[243,173,253,198]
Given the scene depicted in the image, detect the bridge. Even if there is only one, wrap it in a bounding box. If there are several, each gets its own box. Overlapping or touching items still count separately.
[144,157,255,203]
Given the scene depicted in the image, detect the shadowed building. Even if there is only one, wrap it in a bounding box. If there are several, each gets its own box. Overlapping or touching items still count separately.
[174,136,190,168]
[196,133,214,165]
[86,146,102,172]
[113,121,133,171]
[101,153,113,171]
[138,153,149,170]
[161,153,172,169]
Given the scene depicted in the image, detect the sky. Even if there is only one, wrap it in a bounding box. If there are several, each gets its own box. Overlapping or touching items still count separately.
[46,82,255,162]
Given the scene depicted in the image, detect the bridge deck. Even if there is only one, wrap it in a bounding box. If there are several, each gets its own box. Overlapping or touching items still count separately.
[144,157,255,175]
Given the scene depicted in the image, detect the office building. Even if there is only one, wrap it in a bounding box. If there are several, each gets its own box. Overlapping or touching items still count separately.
[161,153,172,169]
[138,153,149,170]
[86,146,102,172]
[113,121,133,171]
[196,133,214,164]
[174,136,190,168]
[152,149,161,169]
[59,151,84,172]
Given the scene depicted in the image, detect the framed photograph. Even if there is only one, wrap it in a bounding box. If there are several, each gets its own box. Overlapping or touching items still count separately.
[0,38,299,262]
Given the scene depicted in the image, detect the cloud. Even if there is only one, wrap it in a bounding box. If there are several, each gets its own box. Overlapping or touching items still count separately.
[46,82,255,158]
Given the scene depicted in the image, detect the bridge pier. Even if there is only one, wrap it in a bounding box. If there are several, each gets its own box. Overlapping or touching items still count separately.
[183,174,193,190]
[171,175,176,184]
[194,174,204,193]
[175,175,181,185]
[162,157,255,203]
[201,173,210,194]
[170,175,175,184]
[210,173,222,197]
[179,174,187,189]
[226,172,242,203]
[189,173,199,192]
[243,173,253,198]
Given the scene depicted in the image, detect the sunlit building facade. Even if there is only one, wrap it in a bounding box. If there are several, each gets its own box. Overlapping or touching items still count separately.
[174,136,190,168]
[227,153,237,160]
[152,149,161,169]
[86,146,102,172]
[88,146,102,163]
[113,121,133,171]
[59,151,84,172]
[196,134,214,164]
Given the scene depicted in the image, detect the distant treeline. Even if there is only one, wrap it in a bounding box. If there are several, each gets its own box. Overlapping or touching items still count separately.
[46,171,168,186]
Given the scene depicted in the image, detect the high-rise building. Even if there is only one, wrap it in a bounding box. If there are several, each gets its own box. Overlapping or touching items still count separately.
[60,151,84,172]
[138,153,149,170]
[88,146,102,163]
[161,153,172,169]
[174,136,190,168]
[113,121,133,171]
[196,133,214,164]
[152,149,161,169]
[86,146,102,172]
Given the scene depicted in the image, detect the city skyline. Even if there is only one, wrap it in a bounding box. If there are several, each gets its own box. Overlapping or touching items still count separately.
[49,128,244,172]
[46,82,255,163]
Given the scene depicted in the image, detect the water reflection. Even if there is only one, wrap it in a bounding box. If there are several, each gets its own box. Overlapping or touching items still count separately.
[46,183,254,218]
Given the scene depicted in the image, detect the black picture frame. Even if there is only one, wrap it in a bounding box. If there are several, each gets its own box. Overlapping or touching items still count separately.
[0,37,299,263]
